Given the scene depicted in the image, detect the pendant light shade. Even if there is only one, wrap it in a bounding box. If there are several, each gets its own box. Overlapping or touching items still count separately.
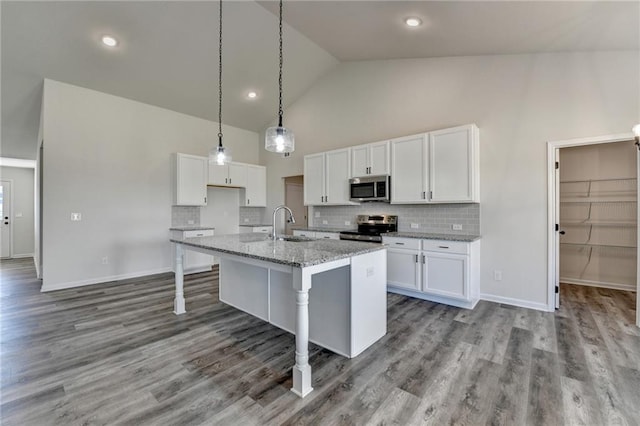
[209,0,231,165]
[265,0,294,154]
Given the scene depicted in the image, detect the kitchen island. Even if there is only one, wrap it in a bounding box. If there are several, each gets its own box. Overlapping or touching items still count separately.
[170,233,387,398]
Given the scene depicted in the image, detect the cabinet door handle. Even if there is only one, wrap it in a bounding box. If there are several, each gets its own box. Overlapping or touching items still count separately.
[204,197,207,204]
[247,198,250,205]
[225,178,228,184]
[422,255,425,264]
[422,191,426,199]
[325,195,328,202]
[415,254,419,263]
[429,191,433,200]
[229,178,232,184]
[395,242,405,245]
[438,246,450,249]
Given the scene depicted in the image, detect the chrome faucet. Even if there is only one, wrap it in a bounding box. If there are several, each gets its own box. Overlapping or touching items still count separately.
[272,205,296,240]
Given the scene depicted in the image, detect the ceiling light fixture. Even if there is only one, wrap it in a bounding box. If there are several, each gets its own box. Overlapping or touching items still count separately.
[632,124,640,149]
[101,35,118,47]
[404,17,422,27]
[265,0,294,155]
[247,91,258,99]
[209,0,231,166]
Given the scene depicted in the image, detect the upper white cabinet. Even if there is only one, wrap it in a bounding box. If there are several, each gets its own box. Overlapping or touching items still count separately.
[391,124,479,204]
[244,165,267,207]
[174,153,208,206]
[390,134,428,203]
[209,162,247,187]
[351,141,390,177]
[429,124,479,203]
[304,148,354,206]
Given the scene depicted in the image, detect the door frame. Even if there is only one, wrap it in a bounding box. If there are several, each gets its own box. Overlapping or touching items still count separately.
[547,132,639,327]
[0,179,15,259]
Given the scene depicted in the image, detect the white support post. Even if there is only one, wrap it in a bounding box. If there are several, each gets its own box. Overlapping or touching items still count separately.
[291,267,313,397]
[174,243,186,315]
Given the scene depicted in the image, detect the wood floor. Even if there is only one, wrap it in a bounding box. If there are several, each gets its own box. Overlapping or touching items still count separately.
[1,257,638,425]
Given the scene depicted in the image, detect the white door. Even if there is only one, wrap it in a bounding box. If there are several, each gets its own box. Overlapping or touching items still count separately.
[369,141,390,176]
[423,252,468,299]
[0,180,12,258]
[555,148,561,309]
[391,135,427,203]
[387,248,421,290]
[208,163,228,186]
[325,148,351,204]
[304,153,325,205]
[285,182,306,235]
[429,126,473,202]
[228,163,247,187]
[351,145,369,177]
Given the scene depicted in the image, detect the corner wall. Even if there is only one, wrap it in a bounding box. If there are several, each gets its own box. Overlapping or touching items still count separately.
[41,79,259,290]
[261,51,640,309]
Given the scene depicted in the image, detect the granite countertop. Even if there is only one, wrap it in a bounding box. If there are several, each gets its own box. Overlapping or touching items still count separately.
[170,233,384,268]
[239,224,273,227]
[385,232,481,242]
[169,226,216,231]
[293,227,355,233]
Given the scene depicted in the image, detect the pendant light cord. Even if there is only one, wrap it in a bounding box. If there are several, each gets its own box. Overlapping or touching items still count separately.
[218,0,223,146]
[278,0,284,128]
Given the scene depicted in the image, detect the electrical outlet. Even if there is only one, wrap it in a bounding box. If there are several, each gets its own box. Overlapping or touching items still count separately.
[410,223,419,229]
[15,212,23,218]
[71,212,82,221]
[344,221,351,226]
[102,256,109,265]
[315,211,320,218]
[366,267,374,277]
[188,220,195,225]
[494,270,503,281]
[244,218,250,223]
[322,220,328,225]
[452,224,463,231]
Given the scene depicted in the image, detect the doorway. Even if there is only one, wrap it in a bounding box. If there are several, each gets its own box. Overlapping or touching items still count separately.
[284,175,306,235]
[0,180,12,258]
[548,133,639,327]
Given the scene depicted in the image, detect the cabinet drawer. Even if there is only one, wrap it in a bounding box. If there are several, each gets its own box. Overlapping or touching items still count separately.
[382,237,420,250]
[422,240,469,255]
[183,229,214,238]
[315,232,340,240]
[293,230,315,238]
[253,227,273,233]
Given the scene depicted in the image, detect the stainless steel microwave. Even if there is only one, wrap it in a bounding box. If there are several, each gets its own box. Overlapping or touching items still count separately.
[349,175,390,202]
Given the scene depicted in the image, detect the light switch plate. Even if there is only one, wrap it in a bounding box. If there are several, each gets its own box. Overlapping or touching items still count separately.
[452,224,463,230]
[71,212,82,221]
[15,212,23,218]
[344,221,351,226]
[322,220,328,225]
[188,220,195,225]
[410,223,419,229]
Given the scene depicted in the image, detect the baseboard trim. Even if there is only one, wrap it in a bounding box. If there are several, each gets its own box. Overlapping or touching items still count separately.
[41,267,173,292]
[10,253,34,259]
[480,293,552,312]
[560,278,636,293]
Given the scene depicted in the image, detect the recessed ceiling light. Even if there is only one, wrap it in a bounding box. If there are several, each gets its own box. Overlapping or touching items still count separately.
[404,17,422,27]
[101,35,118,47]
[247,91,258,99]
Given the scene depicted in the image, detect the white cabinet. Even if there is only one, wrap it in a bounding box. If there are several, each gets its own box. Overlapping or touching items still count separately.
[304,148,354,206]
[351,141,390,177]
[382,236,480,309]
[390,124,479,204]
[293,230,316,238]
[244,165,266,207]
[209,162,247,187]
[239,225,273,233]
[174,153,208,206]
[429,125,479,203]
[390,134,428,204]
[172,229,214,273]
[292,230,341,240]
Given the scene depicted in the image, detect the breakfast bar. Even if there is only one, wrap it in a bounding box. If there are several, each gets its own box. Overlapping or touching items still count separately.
[170,233,387,398]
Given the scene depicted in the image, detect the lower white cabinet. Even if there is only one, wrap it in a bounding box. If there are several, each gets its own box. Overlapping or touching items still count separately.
[293,230,341,240]
[239,225,273,234]
[172,229,214,274]
[382,236,480,309]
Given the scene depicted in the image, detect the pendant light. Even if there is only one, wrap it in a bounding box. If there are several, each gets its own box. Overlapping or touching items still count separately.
[209,0,231,166]
[265,0,294,154]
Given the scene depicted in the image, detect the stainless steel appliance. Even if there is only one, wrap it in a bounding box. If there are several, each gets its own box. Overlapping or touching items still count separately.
[349,175,390,202]
[339,215,397,243]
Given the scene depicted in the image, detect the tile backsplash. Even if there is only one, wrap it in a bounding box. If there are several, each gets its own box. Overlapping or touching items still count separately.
[171,206,200,226]
[239,207,266,225]
[311,203,480,235]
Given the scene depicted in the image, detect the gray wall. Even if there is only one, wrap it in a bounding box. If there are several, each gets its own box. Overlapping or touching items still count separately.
[0,166,35,257]
[260,51,640,310]
[41,79,259,290]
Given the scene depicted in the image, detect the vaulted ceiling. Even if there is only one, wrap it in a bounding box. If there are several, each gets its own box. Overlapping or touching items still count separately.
[2,1,638,160]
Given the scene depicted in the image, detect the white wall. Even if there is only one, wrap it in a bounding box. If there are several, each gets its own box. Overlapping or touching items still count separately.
[0,166,35,257]
[41,79,259,290]
[261,51,640,310]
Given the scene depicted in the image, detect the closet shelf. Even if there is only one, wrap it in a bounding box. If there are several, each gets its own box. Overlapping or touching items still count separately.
[560,197,636,203]
[560,177,637,184]
[560,242,637,249]
[561,220,637,227]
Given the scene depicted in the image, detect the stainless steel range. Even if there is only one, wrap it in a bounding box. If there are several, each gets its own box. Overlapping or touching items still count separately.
[339,215,397,243]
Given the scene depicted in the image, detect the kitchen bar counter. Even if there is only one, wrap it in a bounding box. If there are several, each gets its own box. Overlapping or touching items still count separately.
[169,225,215,231]
[387,232,481,242]
[170,233,387,398]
